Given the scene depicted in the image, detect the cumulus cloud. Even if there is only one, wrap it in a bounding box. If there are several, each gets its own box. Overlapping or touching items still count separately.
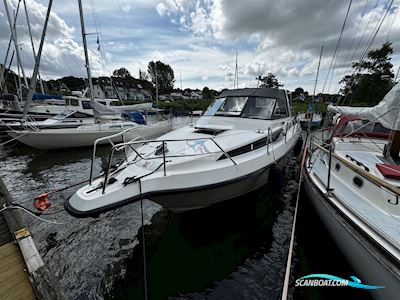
[1,0,399,93]
[0,0,102,78]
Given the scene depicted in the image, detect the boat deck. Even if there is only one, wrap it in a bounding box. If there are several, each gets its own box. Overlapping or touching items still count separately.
[0,212,35,299]
[311,154,400,256]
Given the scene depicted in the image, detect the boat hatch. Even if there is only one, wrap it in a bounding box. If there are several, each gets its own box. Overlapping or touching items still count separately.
[376,164,400,180]
[194,128,226,135]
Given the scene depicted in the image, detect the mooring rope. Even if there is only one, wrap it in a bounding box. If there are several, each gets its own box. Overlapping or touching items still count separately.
[281,146,308,299]
[1,203,66,225]
[138,179,149,300]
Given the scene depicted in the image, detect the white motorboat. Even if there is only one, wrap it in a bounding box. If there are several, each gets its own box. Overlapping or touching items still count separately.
[66,87,301,216]
[297,104,322,128]
[304,83,400,299]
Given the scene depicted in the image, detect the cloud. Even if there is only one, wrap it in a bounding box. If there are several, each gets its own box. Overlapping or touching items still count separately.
[1,0,399,93]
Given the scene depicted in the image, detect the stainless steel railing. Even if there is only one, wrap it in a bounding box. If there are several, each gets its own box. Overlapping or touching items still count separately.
[94,137,238,194]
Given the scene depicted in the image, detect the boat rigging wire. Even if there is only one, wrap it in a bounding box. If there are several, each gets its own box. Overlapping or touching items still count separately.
[385,0,399,42]
[322,0,353,94]
[333,0,372,93]
[340,0,395,105]
[139,179,149,300]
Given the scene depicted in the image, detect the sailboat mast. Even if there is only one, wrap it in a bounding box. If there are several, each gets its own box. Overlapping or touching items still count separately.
[3,0,29,89]
[312,43,324,100]
[78,0,95,104]
[22,0,53,120]
[23,0,45,94]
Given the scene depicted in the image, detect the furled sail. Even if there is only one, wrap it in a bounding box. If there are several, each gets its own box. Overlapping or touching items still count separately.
[328,82,400,130]
[92,101,121,120]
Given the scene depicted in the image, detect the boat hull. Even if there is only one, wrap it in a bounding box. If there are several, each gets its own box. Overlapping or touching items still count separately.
[149,158,283,212]
[7,121,172,149]
[7,129,124,149]
[304,170,400,300]
[300,120,321,128]
[65,149,291,216]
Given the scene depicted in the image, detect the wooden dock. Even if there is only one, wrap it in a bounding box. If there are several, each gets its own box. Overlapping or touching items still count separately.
[0,212,35,300]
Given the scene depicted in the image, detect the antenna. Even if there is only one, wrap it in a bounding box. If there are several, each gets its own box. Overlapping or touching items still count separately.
[234,51,238,89]
[180,72,182,90]
[256,63,261,88]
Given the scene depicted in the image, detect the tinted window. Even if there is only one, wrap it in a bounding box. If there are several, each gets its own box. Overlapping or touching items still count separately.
[82,101,92,109]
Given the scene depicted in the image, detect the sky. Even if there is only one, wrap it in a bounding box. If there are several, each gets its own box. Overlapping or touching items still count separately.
[1,0,400,94]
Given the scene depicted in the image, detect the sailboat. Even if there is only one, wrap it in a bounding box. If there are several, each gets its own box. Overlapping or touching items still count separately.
[6,0,171,149]
[303,82,400,299]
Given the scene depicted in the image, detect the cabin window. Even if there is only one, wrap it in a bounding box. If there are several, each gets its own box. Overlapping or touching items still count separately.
[70,99,79,106]
[82,101,92,109]
[99,101,107,106]
[241,97,276,119]
[353,176,363,188]
[335,163,340,171]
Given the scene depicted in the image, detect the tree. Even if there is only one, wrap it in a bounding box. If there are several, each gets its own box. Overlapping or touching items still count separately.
[112,67,131,79]
[259,73,284,88]
[139,69,148,81]
[340,42,394,105]
[292,87,304,98]
[202,86,217,100]
[148,61,175,94]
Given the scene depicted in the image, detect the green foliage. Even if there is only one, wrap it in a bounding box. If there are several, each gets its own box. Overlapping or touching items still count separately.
[292,101,328,113]
[148,61,175,95]
[158,98,213,111]
[112,67,132,79]
[340,42,394,105]
[202,86,218,100]
[260,73,284,88]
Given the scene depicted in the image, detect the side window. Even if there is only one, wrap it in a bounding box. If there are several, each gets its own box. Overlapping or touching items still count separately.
[70,99,79,106]
[82,101,92,109]
[273,97,288,118]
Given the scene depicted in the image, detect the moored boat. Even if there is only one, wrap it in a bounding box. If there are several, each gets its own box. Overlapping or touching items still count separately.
[303,83,400,299]
[66,87,301,216]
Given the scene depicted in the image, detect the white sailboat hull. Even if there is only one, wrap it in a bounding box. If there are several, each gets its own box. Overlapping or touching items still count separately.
[8,121,172,149]
[304,170,400,300]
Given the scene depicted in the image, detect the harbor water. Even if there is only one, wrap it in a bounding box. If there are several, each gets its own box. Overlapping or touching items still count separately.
[0,134,373,300]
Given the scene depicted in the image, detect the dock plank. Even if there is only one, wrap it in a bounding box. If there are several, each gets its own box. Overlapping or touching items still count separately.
[0,214,12,246]
[0,242,35,300]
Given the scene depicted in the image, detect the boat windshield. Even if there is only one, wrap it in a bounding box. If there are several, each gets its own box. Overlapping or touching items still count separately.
[52,110,75,120]
[203,96,280,119]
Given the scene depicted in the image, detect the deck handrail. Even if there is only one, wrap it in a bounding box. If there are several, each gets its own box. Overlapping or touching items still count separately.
[89,127,144,184]
[97,137,239,193]
[313,142,400,197]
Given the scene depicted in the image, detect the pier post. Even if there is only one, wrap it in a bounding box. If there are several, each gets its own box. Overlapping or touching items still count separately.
[0,178,65,300]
